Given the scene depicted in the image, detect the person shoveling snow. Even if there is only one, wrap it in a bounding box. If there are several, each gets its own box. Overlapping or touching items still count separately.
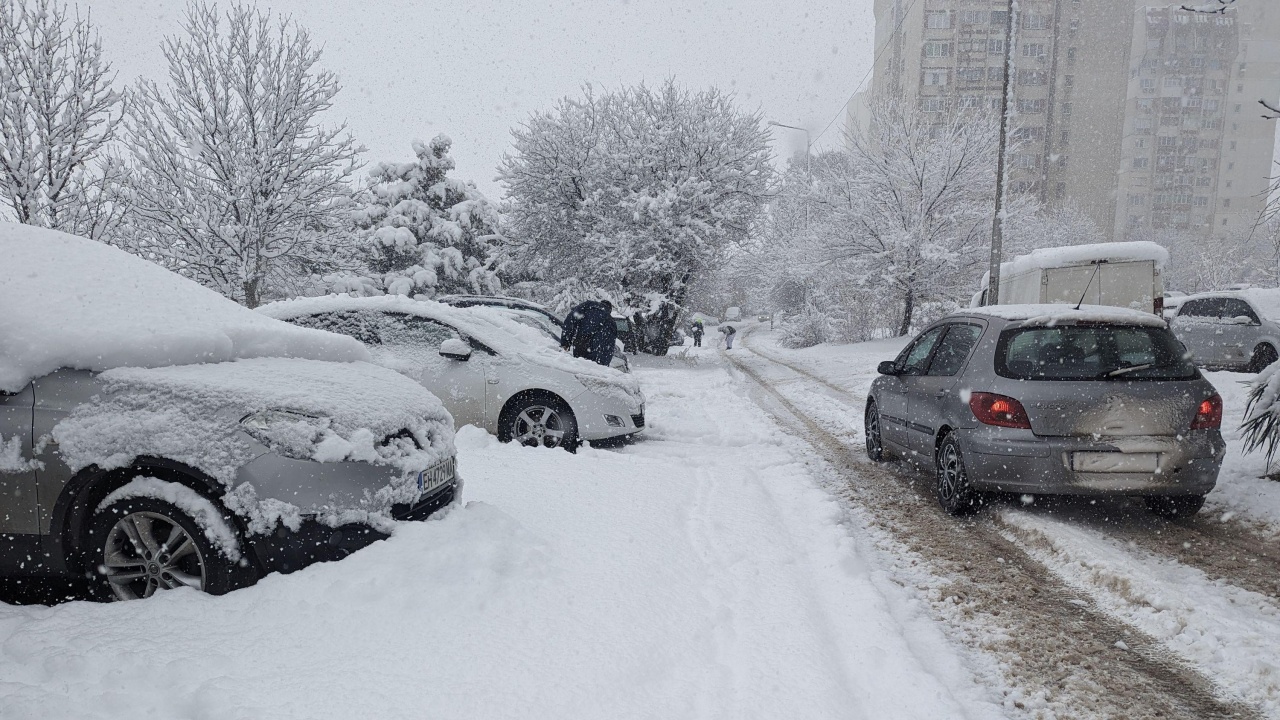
[719,324,737,350]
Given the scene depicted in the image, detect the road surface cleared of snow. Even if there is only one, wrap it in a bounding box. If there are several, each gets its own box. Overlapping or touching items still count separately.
[0,351,1002,720]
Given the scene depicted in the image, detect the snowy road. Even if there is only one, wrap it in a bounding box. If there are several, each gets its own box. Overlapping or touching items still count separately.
[729,323,1280,720]
[0,351,1003,720]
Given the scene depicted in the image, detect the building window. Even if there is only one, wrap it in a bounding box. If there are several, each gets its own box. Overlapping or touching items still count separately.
[1061,102,1072,118]
[1064,75,1075,88]
[1014,154,1039,169]
[958,67,984,83]
[987,66,1004,81]
[1140,78,1156,92]
[1018,70,1047,86]
[1158,136,1177,147]
[922,98,946,113]
[924,42,952,58]
[1233,104,1242,113]
[1187,97,1202,108]
[1021,43,1046,58]
[1189,57,1205,69]
[924,70,949,86]
[1060,129,1070,145]
[1023,13,1050,30]
[1196,176,1211,186]
[1137,98,1153,112]
[1017,99,1047,114]
[959,10,987,24]
[958,95,982,109]
[988,39,1005,55]
[1229,140,1237,150]
[1067,47,1077,64]
[1134,138,1148,148]
[1068,19,1080,34]
[926,11,951,29]
[1237,84,1244,93]
[1164,77,1182,88]
[1194,197,1208,207]
[1223,198,1231,208]
[1012,127,1044,142]
[991,10,1008,26]
[1205,99,1219,111]
[1133,157,1149,169]
[1128,194,1146,206]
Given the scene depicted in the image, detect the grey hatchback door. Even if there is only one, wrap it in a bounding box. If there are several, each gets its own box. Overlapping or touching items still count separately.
[880,326,946,452]
[0,382,39,535]
[1174,297,1260,367]
[908,323,985,458]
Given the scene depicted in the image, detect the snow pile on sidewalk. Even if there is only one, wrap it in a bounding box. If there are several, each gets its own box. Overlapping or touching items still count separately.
[0,223,368,393]
[0,351,1000,720]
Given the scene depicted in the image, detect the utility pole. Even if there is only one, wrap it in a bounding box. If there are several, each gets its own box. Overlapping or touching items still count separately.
[988,0,1017,306]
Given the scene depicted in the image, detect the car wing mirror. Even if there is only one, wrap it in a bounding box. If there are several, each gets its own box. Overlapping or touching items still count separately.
[877,361,900,376]
[440,338,473,361]
[1233,315,1259,326]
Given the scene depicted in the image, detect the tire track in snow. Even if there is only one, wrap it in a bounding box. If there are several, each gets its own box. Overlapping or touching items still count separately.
[728,329,1259,720]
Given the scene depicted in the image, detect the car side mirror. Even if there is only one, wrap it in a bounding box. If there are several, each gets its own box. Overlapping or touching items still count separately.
[877,361,900,376]
[1233,315,1259,326]
[440,338,472,361]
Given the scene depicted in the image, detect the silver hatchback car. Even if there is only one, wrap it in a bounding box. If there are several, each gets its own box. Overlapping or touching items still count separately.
[866,306,1226,517]
[1169,290,1280,373]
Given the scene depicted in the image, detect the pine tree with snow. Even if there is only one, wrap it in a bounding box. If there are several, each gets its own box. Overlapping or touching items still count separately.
[348,136,502,298]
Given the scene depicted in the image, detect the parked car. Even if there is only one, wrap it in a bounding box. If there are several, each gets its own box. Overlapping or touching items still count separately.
[260,296,646,451]
[1161,291,1187,321]
[0,224,458,601]
[970,241,1168,316]
[437,294,631,372]
[1169,290,1280,372]
[865,304,1225,517]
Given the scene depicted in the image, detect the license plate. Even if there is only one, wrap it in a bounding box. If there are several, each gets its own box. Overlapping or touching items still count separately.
[417,457,455,494]
[1071,452,1159,473]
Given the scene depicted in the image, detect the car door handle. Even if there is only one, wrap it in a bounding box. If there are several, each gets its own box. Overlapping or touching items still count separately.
[935,389,948,397]
[487,379,499,385]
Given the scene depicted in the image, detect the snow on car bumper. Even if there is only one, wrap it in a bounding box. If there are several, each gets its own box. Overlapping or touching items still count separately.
[571,391,645,441]
[961,427,1225,497]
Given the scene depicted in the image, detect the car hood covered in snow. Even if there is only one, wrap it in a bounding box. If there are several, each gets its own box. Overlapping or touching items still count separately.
[258,294,643,398]
[0,223,370,393]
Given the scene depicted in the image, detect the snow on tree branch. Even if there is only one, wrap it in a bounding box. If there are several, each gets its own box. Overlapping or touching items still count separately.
[1180,0,1238,13]
[0,0,123,233]
[118,2,361,308]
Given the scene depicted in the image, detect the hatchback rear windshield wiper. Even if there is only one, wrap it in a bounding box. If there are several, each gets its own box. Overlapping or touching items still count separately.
[1103,363,1154,378]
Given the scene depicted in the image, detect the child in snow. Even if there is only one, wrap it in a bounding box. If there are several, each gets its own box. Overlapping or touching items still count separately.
[719,324,736,350]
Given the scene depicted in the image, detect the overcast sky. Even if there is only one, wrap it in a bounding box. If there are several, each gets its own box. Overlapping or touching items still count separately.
[89,0,875,199]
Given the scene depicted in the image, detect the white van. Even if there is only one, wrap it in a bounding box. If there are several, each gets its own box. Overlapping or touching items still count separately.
[971,241,1168,316]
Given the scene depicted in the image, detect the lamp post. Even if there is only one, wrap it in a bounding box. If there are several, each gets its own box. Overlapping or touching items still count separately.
[988,0,1017,306]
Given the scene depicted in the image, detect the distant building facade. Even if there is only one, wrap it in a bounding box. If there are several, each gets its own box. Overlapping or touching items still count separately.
[864,0,1279,242]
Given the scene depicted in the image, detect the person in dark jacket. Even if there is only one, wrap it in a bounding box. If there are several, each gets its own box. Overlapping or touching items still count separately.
[719,323,737,350]
[691,320,704,347]
[561,300,618,366]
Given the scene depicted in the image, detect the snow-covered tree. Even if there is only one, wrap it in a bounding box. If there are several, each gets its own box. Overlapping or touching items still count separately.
[0,0,124,235]
[499,80,773,354]
[119,3,360,308]
[347,136,502,298]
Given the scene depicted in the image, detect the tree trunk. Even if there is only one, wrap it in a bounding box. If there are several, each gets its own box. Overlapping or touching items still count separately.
[897,289,915,337]
[243,278,261,309]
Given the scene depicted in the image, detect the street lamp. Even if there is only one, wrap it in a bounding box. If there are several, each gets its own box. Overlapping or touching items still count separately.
[767,120,812,177]
[988,0,1017,306]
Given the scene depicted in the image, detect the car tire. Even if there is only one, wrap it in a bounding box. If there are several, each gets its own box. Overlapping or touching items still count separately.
[1143,494,1206,519]
[865,400,888,462]
[499,393,580,452]
[935,433,983,516]
[1248,344,1278,374]
[88,496,243,601]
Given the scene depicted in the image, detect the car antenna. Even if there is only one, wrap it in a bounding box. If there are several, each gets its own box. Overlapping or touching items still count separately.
[1074,261,1105,311]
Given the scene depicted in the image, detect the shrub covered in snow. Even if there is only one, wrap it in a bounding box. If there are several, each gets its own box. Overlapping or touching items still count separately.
[779,304,834,349]
[1242,362,1280,471]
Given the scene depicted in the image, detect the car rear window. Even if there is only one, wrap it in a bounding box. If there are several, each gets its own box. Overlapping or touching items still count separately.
[996,324,1197,381]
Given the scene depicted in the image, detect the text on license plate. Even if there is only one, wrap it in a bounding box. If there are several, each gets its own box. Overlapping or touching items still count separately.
[1071,452,1159,473]
[418,458,455,494]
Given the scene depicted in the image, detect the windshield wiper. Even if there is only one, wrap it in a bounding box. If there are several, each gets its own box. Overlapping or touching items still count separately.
[1103,363,1153,378]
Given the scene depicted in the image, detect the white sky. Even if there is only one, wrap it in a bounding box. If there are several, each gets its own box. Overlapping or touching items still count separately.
[89,0,876,200]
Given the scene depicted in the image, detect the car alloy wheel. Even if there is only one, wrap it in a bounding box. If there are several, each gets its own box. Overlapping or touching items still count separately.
[936,434,981,516]
[865,401,886,462]
[102,510,208,600]
[512,404,571,449]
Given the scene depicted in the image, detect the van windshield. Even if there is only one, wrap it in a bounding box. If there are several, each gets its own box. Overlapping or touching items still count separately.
[996,325,1197,381]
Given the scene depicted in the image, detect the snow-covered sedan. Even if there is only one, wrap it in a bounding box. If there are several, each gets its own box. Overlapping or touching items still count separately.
[0,224,459,601]
[259,295,646,450]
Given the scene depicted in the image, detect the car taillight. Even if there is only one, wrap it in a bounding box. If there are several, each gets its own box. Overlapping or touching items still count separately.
[969,392,1033,430]
[1190,393,1223,430]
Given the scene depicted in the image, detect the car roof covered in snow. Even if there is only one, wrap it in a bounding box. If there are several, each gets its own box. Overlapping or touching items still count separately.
[1004,241,1169,276]
[257,294,634,383]
[0,223,370,393]
[955,304,1169,327]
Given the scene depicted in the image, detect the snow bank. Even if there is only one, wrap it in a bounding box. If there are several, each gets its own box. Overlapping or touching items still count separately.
[258,294,642,398]
[1004,241,1169,277]
[966,303,1169,327]
[0,223,369,392]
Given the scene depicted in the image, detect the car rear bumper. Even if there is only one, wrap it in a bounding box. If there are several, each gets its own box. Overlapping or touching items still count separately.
[961,428,1225,497]
[246,479,458,575]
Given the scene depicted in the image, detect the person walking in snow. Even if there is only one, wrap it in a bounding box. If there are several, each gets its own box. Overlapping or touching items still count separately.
[691,319,704,347]
[561,299,618,366]
[719,323,736,350]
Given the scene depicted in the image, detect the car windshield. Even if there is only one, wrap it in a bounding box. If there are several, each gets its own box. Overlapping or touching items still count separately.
[996,324,1197,381]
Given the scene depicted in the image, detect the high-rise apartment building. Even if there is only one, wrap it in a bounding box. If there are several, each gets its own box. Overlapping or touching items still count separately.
[861,0,1279,242]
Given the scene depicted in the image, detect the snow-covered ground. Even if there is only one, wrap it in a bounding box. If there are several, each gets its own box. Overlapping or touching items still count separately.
[0,349,1003,720]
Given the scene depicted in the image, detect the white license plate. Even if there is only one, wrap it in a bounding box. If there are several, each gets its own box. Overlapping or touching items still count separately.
[417,458,455,494]
[1071,452,1159,473]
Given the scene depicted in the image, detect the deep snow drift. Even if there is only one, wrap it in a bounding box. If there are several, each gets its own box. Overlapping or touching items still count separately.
[0,350,1001,720]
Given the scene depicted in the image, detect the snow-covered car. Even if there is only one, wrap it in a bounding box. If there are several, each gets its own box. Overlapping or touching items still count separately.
[0,224,459,601]
[437,294,631,373]
[1169,290,1280,372]
[865,305,1225,518]
[259,295,646,450]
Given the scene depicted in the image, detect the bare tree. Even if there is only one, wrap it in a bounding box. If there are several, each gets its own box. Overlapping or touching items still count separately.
[0,0,122,232]
[121,3,360,308]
